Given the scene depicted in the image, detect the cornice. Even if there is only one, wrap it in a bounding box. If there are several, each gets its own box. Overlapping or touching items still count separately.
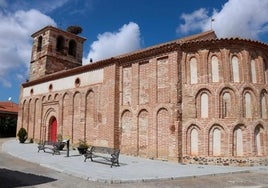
[180,38,268,52]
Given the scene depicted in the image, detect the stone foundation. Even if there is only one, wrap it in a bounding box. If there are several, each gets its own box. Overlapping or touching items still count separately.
[182,155,268,166]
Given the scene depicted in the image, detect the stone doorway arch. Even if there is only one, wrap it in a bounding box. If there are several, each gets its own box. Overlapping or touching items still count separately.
[42,107,58,142]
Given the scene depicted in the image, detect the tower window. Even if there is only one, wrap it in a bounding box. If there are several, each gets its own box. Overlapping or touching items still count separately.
[37,36,42,52]
[56,36,64,52]
[68,40,76,57]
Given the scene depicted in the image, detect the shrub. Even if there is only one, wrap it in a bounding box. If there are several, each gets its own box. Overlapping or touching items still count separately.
[17,127,28,143]
[77,139,89,154]
[57,134,63,142]
[78,139,89,148]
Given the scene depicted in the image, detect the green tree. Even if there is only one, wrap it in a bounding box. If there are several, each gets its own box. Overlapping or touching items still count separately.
[0,116,17,137]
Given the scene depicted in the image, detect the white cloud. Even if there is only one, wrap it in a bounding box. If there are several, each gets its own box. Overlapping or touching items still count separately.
[177,0,268,40]
[178,8,209,35]
[0,9,56,86]
[83,22,141,63]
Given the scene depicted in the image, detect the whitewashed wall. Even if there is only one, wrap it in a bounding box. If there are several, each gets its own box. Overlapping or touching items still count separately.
[22,69,104,97]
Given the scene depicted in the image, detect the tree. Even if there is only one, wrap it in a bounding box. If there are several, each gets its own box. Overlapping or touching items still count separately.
[0,116,17,137]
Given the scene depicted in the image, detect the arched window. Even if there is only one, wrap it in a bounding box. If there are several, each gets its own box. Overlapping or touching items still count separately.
[56,36,64,52]
[232,56,240,82]
[212,128,221,156]
[157,108,169,159]
[68,40,76,56]
[244,92,252,118]
[211,56,219,82]
[222,92,231,118]
[121,110,134,154]
[251,59,257,83]
[190,128,198,155]
[254,125,264,156]
[138,110,149,157]
[37,36,42,52]
[234,127,243,156]
[190,57,198,84]
[201,93,209,118]
[261,92,267,119]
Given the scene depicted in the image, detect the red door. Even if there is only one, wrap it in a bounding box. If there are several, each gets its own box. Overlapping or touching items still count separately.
[49,117,57,142]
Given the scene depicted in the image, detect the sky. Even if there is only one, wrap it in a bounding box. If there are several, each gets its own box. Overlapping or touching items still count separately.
[1,0,268,103]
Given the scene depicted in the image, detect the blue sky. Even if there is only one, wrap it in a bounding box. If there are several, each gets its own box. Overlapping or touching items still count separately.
[1,0,268,103]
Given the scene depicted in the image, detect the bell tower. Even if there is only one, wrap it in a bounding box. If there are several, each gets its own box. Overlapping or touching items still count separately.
[29,26,86,81]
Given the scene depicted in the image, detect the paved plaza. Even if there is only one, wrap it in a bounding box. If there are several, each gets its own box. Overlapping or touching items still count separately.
[2,139,268,184]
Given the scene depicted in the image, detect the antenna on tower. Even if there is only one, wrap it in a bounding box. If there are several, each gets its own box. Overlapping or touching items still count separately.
[211,18,215,30]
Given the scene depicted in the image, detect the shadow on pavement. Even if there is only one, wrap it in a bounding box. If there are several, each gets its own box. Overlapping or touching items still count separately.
[0,168,57,188]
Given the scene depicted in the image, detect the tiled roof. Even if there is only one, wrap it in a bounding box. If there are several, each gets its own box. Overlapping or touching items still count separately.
[114,30,217,59]
[23,30,218,87]
[0,102,18,114]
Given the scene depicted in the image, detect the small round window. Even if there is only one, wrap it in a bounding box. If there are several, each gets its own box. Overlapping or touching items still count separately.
[30,88,34,95]
[49,84,53,91]
[75,78,81,87]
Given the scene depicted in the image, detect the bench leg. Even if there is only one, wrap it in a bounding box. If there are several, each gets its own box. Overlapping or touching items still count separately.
[38,149,45,152]
[111,158,119,168]
[38,148,45,152]
[38,145,45,152]
[52,149,60,155]
[84,153,94,162]
[84,156,92,162]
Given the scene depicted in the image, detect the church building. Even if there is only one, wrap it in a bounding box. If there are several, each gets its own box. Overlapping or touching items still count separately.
[17,25,268,166]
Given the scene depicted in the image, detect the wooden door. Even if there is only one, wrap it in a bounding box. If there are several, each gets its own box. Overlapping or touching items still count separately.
[49,117,57,142]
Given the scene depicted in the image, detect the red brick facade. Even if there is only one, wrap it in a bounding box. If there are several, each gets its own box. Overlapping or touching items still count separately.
[17,26,268,165]
[181,39,268,166]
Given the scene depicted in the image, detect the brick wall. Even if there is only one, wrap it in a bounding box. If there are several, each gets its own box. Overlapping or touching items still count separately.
[17,26,268,165]
[181,40,268,165]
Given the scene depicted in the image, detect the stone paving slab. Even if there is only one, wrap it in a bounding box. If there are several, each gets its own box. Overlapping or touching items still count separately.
[2,139,268,183]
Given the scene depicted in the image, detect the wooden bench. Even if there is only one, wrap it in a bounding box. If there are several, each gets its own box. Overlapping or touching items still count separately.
[84,146,120,168]
[38,141,65,155]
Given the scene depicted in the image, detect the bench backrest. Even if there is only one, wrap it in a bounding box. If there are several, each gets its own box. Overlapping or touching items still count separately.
[92,146,119,155]
[41,141,65,149]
